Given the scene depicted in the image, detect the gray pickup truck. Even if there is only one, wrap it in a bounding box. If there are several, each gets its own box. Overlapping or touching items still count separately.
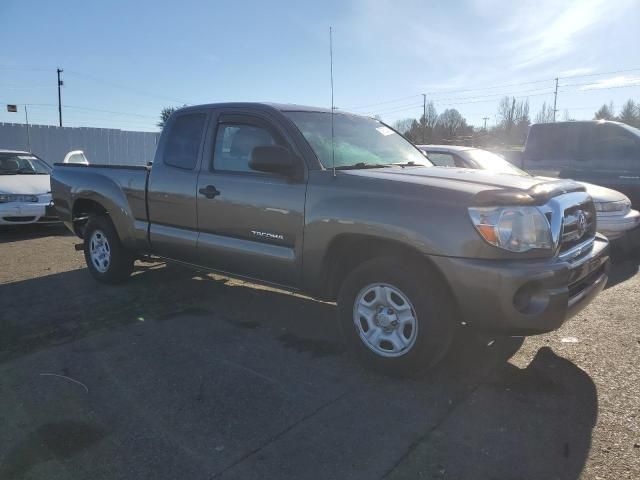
[51,103,610,375]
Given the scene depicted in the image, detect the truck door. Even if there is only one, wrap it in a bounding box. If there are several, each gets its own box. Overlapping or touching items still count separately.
[195,112,307,287]
[147,111,208,262]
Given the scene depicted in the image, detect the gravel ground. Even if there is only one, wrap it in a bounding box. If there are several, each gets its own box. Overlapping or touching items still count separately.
[0,224,638,479]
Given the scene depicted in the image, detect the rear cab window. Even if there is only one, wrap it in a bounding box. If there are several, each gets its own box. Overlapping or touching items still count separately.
[163,113,207,170]
[426,152,458,167]
[525,123,585,161]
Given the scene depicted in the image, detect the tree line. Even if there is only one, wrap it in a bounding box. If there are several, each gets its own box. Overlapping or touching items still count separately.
[391,97,640,147]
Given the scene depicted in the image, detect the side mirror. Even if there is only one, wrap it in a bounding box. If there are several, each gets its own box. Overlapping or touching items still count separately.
[249,145,294,175]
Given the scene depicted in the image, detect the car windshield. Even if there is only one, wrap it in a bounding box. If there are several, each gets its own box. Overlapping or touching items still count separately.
[464,149,528,176]
[0,153,51,175]
[284,111,431,169]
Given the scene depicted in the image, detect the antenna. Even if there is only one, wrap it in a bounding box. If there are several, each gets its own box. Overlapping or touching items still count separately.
[330,26,336,177]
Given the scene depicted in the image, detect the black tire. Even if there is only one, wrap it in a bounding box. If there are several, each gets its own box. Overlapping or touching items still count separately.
[83,215,134,284]
[338,256,457,377]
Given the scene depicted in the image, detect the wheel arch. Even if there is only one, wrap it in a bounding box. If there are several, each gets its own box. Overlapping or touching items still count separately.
[318,233,456,306]
[72,198,108,238]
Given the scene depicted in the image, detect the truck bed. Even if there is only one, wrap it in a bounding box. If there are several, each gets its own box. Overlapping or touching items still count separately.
[51,163,150,249]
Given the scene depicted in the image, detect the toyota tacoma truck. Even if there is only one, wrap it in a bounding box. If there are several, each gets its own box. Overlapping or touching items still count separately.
[51,103,610,375]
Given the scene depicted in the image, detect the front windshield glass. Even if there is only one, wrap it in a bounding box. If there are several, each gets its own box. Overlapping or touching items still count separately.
[284,111,431,169]
[465,149,527,176]
[0,153,51,175]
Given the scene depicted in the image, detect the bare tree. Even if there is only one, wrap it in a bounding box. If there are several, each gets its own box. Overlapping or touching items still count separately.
[535,102,555,123]
[562,109,575,121]
[423,101,438,129]
[618,99,638,126]
[158,106,182,128]
[497,97,516,131]
[437,109,465,138]
[392,118,414,134]
[594,102,615,120]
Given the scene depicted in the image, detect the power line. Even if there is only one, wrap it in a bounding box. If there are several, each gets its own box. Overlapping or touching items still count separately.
[0,101,158,119]
[64,69,195,105]
[372,90,555,116]
[349,66,640,112]
[347,94,423,110]
[559,83,640,92]
[560,67,640,79]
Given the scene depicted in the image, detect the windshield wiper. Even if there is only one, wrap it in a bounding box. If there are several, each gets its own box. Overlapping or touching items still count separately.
[334,162,391,170]
[391,161,429,168]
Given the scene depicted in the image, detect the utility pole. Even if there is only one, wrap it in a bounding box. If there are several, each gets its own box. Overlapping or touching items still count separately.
[24,106,31,151]
[482,117,489,130]
[552,77,559,122]
[57,68,63,127]
[422,94,426,144]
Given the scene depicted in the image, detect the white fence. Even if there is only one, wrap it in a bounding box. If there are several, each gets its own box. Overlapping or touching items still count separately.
[0,122,160,166]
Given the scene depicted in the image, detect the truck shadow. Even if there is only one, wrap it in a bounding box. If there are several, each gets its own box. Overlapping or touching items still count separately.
[399,343,598,480]
[0,262,597,480]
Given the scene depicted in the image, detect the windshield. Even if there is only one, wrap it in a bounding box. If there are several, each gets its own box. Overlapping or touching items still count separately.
[284,111,431,169]
[464,149,528,176]
[0,153,51,175]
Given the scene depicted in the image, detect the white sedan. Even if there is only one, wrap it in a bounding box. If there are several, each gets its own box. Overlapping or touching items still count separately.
[418,145,640,241]
[0,150,58,225]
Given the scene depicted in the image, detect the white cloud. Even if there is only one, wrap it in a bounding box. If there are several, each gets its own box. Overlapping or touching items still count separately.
[558,67,595,78]
[579,74,640,90]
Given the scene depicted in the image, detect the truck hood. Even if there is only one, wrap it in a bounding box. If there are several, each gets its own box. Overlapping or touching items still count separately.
[345,167,584,205]
[0,174,51,194]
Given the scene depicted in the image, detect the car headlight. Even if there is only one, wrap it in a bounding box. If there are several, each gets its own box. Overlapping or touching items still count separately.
[594,199,630,213]
[468,206,553,252]
[0,194,39,203]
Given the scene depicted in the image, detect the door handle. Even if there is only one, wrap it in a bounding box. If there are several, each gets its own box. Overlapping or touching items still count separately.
[199,185,221,199]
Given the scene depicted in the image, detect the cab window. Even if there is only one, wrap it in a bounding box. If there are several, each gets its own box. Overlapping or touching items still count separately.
[163,114,207,170]
[213,124,277,174]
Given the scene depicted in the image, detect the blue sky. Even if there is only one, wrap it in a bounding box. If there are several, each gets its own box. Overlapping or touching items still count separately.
[0,0,639,131]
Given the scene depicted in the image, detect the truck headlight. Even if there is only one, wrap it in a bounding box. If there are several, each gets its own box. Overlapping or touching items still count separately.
[468,206,552,252]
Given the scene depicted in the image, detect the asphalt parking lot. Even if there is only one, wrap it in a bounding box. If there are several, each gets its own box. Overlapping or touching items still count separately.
[0,225,639,480]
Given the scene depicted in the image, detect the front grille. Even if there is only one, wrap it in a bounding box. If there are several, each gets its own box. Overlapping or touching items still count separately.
[559,201,596,254]
[2,216,36,222]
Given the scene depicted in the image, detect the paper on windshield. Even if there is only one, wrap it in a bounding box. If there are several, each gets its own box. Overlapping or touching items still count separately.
[375,126,395,136]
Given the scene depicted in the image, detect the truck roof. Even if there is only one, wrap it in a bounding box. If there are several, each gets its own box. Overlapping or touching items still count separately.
[177,102,351,116]
[0,149,31,154]
[531,119,626,127]
[416,145,474,152]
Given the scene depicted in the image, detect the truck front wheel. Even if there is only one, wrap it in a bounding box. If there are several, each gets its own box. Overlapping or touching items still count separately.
[83,215,134,284]
[338,256,456,376]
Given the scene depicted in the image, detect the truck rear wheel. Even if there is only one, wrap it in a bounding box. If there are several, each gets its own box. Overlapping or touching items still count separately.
[83,215,134,284]
[338,256,456,377]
